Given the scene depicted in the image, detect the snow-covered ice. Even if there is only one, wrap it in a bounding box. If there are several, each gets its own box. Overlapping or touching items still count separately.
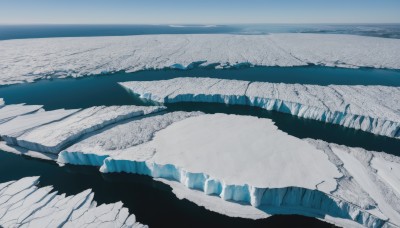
[120,77,400,138]
[95,114,400,227]
[12,105,165,154]
[1,34,400,85]
[0,104,43,124]
[0,108,80,145]
[0,142,58,161]
[0,176,147,228]
[58,111,202,166]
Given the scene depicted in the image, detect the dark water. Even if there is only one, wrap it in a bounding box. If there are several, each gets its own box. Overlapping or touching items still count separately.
[1,24,400,41]
[0,66,398,227]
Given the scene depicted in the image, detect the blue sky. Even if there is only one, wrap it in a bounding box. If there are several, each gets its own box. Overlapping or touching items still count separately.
[1,0,400,24]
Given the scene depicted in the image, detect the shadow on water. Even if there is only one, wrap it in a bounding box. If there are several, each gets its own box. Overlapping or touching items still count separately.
[0,152,335,228]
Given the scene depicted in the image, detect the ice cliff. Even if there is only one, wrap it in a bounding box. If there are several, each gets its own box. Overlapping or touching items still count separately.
[0,176,147,227]
[1,34,400,85]
[120,77,400,139]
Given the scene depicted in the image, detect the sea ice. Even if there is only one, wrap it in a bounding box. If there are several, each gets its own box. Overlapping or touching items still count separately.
[1,34,400,85]
[120,77,400,138]
[0,176,147,227]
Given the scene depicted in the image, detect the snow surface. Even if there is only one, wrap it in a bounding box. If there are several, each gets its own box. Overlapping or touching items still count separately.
[0,104,43,124]
[0,176,147,228]
[13,105,165,154]
[1,34,400,85]
[372,157,400,197]
[0,108,80,145]
[306,139,400,227]
[120,77,400,138]
[58,111,202,166]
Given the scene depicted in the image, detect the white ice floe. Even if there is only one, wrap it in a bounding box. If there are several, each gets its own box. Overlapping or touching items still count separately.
[58,111,202,166]
[0,176,147,228]
[12,105,165,154]
[120,77,400,138]
[93,114,400,227]
[1,34,400,85]
[0,104,43,124]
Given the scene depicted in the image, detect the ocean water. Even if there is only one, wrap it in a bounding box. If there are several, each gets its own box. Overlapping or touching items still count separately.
[0,23,400,40]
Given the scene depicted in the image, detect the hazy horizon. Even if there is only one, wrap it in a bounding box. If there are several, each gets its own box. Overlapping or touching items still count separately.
[1,0,400,24]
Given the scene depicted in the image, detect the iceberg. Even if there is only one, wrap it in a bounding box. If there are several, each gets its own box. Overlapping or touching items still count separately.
[120,77,400,138]
[0,176,147,227]
[58,111,202,166]
[11,105,165,154]
[1,34,400,85]
[95,114,400,227]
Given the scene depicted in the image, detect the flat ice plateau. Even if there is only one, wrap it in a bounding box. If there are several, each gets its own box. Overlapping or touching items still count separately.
[0,176,147,227]
[1,34,400,85]
[120,77,400,138]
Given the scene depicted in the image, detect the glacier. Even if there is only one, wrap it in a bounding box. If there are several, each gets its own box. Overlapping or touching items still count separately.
[0,176,147,227]
[1,34,400,85]
[120,77,400,139]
